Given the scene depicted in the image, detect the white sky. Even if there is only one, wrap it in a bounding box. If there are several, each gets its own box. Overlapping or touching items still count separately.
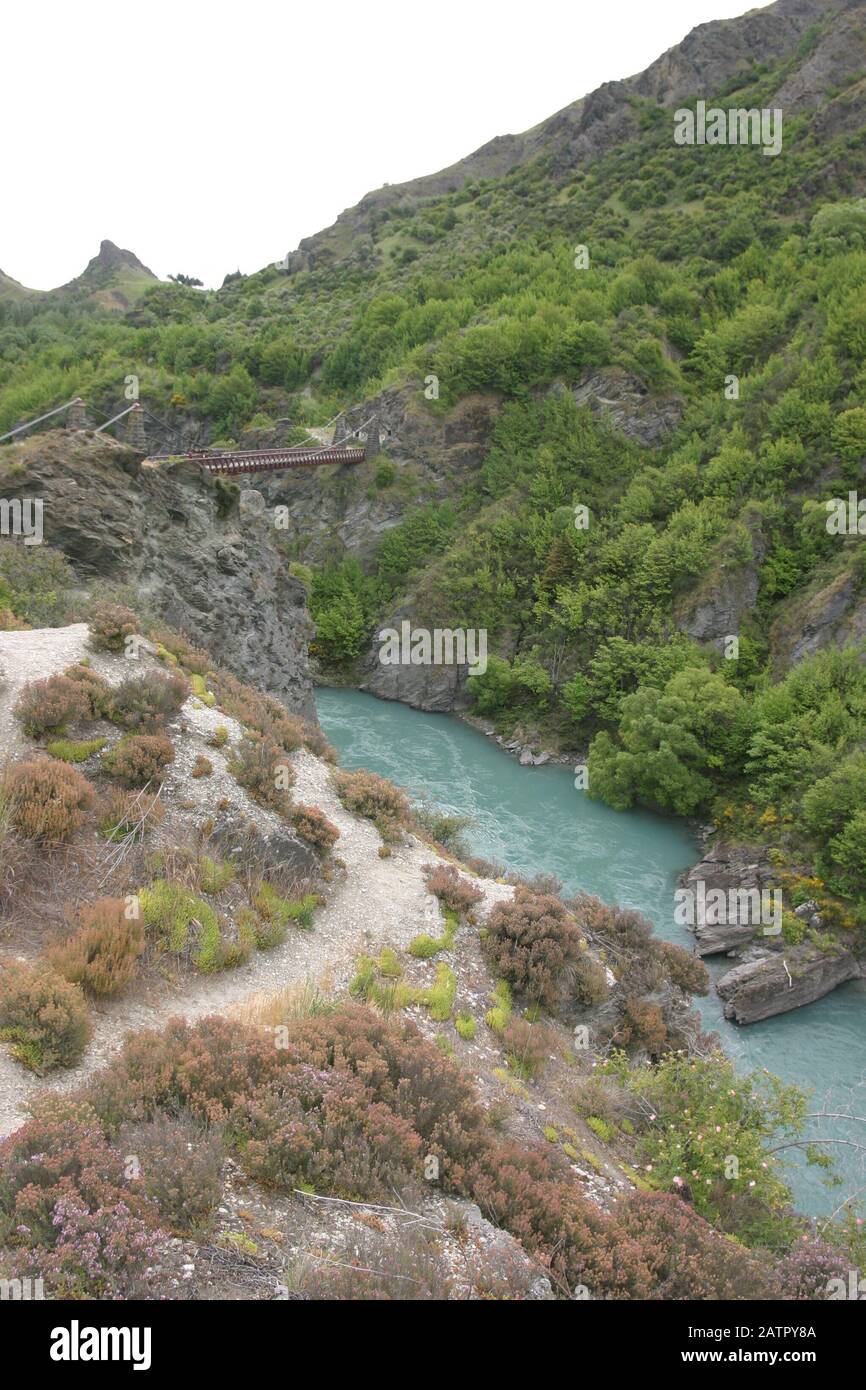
[3,0,771,290]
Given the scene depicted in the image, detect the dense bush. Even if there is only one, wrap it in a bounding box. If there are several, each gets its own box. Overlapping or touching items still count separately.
[14,674,91,737]
[484,888,585,1009]
[0,1100,165,1297]
[46,898,145,997]
[118,1112,223,1235]
[89,602,139,653]
[62,662,111,717]
[108,669,189,731]
[103,733,175,787]
[229,1065,422,1200]
[423,863,484,914]
[0,961,92,1070]
[290,802,340,852]
[3,757,93,842]
[334,768,410,841]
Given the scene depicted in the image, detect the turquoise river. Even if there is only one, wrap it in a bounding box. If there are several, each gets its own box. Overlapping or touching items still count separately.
[317,687,865,1219]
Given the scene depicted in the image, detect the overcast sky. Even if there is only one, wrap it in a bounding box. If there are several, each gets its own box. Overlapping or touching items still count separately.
[3,0,771,290]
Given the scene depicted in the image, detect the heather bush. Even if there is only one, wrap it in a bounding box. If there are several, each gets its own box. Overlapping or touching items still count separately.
[191,754,213,778]
[0,1102,155,1253]
[652,939,710,995]
[229,1066,422,1200]
[95,786,166,842]
[613,998,669,1056]
[0,796,31,919]
[572,952,611,1006]
[423,863,484,914]
[612,1191,780,1300]
[774,1238,851,1300]
[14,674,91,737]
[484,888,585,1009]
[62,662,111,717]
[108,669,189,731]
[501,1017,554,1079]
[290,802,340,852]
[103,733,175,787]
[119,1112,224,1234]
[0,961,92,1070]
[334,768,410,841]
[89,602,139,653]
[4,757,93,842]
[229,733,294,812]
[46,898,145,997]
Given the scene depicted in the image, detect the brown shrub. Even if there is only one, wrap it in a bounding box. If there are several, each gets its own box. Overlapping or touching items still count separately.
[613,998,669,1057]
[191,755,213,779]
[103,734,175,787]
[63,663,111,717]
[290,802,340,852]
[108,669,189,732]
[229,1066,422,1201]
[573,953,611,1006]
[334,768,410,842]
[484,888,585,1009]
[423,863,484,914]
[46,898,145,997]
[14,675,91,737]
[118,1112,223,1234]
[229,733,294,812]
[0,961,92,1071]
[148,625,212,676]
[652,939,710,996]
[501,1017,554,1079]
[89,602,139,653]
[4,757,93,842]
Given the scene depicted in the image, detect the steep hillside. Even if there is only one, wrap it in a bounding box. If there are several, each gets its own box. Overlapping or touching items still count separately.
[0,616,857,1299]
[2,0,866,979]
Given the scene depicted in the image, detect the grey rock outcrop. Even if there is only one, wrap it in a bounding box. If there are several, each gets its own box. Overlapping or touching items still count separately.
[717,945,862,1024]
[0,430,316,718]
[681,842,780,955]
[570,369,683,447]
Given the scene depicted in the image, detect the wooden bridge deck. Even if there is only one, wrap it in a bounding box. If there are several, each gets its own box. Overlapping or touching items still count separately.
[166,445,366,475]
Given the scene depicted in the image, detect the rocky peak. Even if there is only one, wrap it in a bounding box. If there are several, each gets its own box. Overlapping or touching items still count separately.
[77,239,156,281]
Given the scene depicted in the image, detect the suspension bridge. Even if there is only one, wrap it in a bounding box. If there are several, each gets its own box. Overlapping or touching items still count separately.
[0,397,379,474]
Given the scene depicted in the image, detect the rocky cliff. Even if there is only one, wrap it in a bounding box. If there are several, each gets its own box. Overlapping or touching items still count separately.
[0,430,316,718]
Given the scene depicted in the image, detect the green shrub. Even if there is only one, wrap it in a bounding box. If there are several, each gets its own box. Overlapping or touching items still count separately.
[45,737,107,763]
[455,1012,477,1040]
[485,980,513,1032]
[139,880,223,971]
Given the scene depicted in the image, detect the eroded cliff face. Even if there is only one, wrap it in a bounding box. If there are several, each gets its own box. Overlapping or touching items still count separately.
[0,430,316,718]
